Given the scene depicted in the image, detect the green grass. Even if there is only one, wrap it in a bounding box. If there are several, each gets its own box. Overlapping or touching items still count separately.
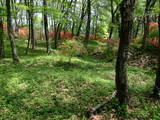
[0,39,160,119]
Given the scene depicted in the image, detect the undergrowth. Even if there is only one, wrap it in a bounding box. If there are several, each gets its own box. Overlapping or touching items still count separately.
[0,39,159,120]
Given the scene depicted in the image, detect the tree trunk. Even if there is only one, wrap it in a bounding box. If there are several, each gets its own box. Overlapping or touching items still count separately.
[76,0,86,36]
[43,0,51,53]
[95,6,98,38]
[154,8,160,98]
[142,13,150,48]
[0,15,4,58]
[134,18,141,38]
[85,0,91,46]
[109,1,119,39]
[30,0,35,50]
[142,0,157,48]
[115,0,135,113]
[6,0,19,63]
[71,0,77,36]
[26,14,31,54]
[25,0,31,54]
[54,23,61,49]
[109,0,114,39]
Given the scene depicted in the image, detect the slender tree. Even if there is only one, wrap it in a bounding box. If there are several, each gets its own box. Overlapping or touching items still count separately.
[6,0,19,63]
[30,0,35,50]
[109,0,114,38]
[94,5,98,38]
[134,18,141,38]
[76,0,86,36]
[109,1,119,39]
[25,0,31,54]
[115,0,135,113]
[43,0,51,53]
[85,0,91,45]
[71,0,77,35]
[0,8,4,58]
[142,0,157,48]
[154,0,160,98]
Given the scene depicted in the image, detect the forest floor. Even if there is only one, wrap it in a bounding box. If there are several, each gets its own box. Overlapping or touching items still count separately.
[0,39,160,120]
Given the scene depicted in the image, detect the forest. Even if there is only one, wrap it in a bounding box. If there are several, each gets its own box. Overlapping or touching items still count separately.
[0,0,160,119]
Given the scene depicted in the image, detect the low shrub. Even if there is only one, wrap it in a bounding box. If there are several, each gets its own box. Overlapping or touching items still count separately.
[59,39,87,62]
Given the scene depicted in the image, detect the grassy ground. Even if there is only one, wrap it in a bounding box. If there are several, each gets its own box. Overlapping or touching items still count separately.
[0,39,160,120]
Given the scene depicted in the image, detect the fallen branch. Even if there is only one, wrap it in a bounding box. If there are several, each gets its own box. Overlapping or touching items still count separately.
[87,91,117,117]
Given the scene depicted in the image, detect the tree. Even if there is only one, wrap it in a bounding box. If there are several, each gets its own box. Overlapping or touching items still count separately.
[30,0,35,50]
[0,8,4,58]
[25,0,31,54]
[109,0,119,39]
[71,0,77,35]
[76,0,86,36]
[153,0,160,98]
[43,0,51,53]
[142,0,157,48]
[6,0,19,63]
[115,0,135,113]
[85,0,91,46]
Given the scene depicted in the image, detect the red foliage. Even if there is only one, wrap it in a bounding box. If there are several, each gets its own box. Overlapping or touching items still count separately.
[2,24,7,34]
[48,29,73,39]
[17,26,29,38]
[88,35,95,40]
[148,22,159,47]
[148,37,159,47]
[101,37,110,41]
[2,24,29,39]
[149,22,158,27]
[48,29,56,38]
[61,31,73,38]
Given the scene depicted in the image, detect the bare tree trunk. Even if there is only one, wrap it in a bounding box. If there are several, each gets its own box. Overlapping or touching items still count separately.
[30,0,35,50]
[54,23,61,49]
[25,0,30,54]
[109,0,114,38]
[85,0,91,46]
[109,1,119,39]
[43,0,51,53]
[0,15,4,58]
[71,0,77,36]
[142,0,157,48]
[76,0,86,36]
[154,7,160,98]
[115,0,135,114]
[134,18,141,38]
[6,0,19,63]
[26,15,31,54]
[95,6,98,38]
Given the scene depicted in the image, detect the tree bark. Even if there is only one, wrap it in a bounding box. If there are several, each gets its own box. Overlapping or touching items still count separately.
[154,6,160,98]
[0,11,4,58]
[24,0,31,54]
[94,5,99,39]
[76,0,86,36]
[142,0,157,48]
[6,0,19,63]
[109,1,119,39]
[71,0,77,36]
[43,0,51,53]
[134,18,141,38]
[30,0,35,50]
[115,0,135,113]
[26,18,31,54]
[85,0,91,46]
[109,0,114,39]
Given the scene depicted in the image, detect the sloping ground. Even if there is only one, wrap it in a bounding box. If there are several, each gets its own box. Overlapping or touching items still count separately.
[128,45,158,71]
[0,40,159,119]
